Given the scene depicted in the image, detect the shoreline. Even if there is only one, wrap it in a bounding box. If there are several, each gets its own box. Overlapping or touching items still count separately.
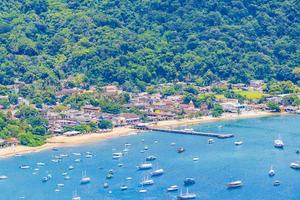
[0,111,290,159]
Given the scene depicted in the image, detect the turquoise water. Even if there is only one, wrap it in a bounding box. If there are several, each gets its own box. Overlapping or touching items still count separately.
[1,115,300,200]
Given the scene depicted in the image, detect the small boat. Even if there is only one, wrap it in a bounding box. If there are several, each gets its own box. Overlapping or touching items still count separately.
[140,150,145,153]
[60,154,69,158]
[184,178,195,186]
[19,165,30,169]
[64,176,71,180]
[273,180,280,186]
[55,189,60,192]
[227,180,243,189]
[74,159,81,163]
[137,163,152,170]
[140,177,154,186]
[125,143,132,147]
[120,185,128,190]
[80,171,91,184]
[146,155,157,161]
[274,137,284,148]
[177,147,185,153]
[73,153,81,156]
[118,163,123,167]
[171,142,176,146]
[51,159,60,163]
[85,154,93,158]
[234,141,243,146]
[126,177,132,180]
[296,148,300,154]
[151,168,164,177]
[192,157,199,161]
[103,182,109,189]
[154,140,158,144]
[72,191,80,200]
[52,148,59,151]
[34,168,39,171]
[68,165,75,170]
[0,175,8,180]
[208,139,214,144]
[144,145,149,150]
[62,172,68,176]
[290,162,300,169]
[268,165,275,177]
[139,187,147,193]
[177,188,197,199]
[106,173,113,179]
[42,175,51,183]
[57,183,64,187]
[184,128,194,131]
[108,169,115,174]
[36,162,45,166]
[167,185,179,192]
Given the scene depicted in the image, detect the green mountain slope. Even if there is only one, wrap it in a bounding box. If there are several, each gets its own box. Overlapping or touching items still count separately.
[0,0,299,89]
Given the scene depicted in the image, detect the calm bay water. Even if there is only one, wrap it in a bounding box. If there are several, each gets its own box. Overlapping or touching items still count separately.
[1,115,300,200]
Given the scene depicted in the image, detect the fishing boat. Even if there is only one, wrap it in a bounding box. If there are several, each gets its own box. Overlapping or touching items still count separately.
[80,171,91,184]
[177,147,185,153]
[167,185,179,192]
[120,185,128,190]
[290,162,300,169]
[274,137,284,148]
[151,168,164,177]
[234,141,243,146]
[208,139,214,144]
[140,177,154,186]
[137,163,152,170]
[0,175,8,180]
[227,180,243,189]
[19,165,30,169]
[177,188,197,199]
[184,178,195,186]
[146,155,157,161]
[268,165,275,177]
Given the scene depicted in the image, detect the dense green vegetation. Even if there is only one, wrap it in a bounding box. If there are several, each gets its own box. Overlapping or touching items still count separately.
[0,106,47,146]
[0,0,299,90]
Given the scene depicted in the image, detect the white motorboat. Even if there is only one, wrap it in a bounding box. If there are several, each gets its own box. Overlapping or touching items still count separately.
[234,141,243,146]
[192,157,199,161]
[144,145,149,150]
[74,158,81,163]
[290,162,300,169]
[167,185,179,192]
[120,185,128,190]
[126,177,132,180]
[72,153,81,156]
[171,142,176,146]
[139,187,147,193]
[227,180,243,189]
[57,183,64,187]
[151,168,164,176]
[268,165,275,177]
[184,128,194,131]
[112,152,123,159]
[103,182,109,189]
[19,165,30,169]
[137,163,152,170]
[177,188,197,199]
[0,175,8,180]
[146,155,157,161]
[208,139,214,144]
[36,162,45,166]
[68,165,75,170]
[274,137,284,148]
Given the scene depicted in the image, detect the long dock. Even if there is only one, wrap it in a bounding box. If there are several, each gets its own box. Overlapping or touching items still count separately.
[134,125,234,139]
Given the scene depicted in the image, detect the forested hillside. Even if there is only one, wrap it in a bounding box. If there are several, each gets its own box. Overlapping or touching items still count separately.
[0,0,299,90]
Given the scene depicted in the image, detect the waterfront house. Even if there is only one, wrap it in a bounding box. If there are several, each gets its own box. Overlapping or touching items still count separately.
[104,85,119,94]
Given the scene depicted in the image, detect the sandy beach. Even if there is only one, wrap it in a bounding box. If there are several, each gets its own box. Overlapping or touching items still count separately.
[0,111,286,159]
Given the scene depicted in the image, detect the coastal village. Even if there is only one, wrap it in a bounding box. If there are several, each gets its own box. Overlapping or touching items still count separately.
[0,78,300,149]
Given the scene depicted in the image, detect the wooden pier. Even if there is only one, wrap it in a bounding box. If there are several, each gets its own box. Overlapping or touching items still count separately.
[134,125,234,139]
